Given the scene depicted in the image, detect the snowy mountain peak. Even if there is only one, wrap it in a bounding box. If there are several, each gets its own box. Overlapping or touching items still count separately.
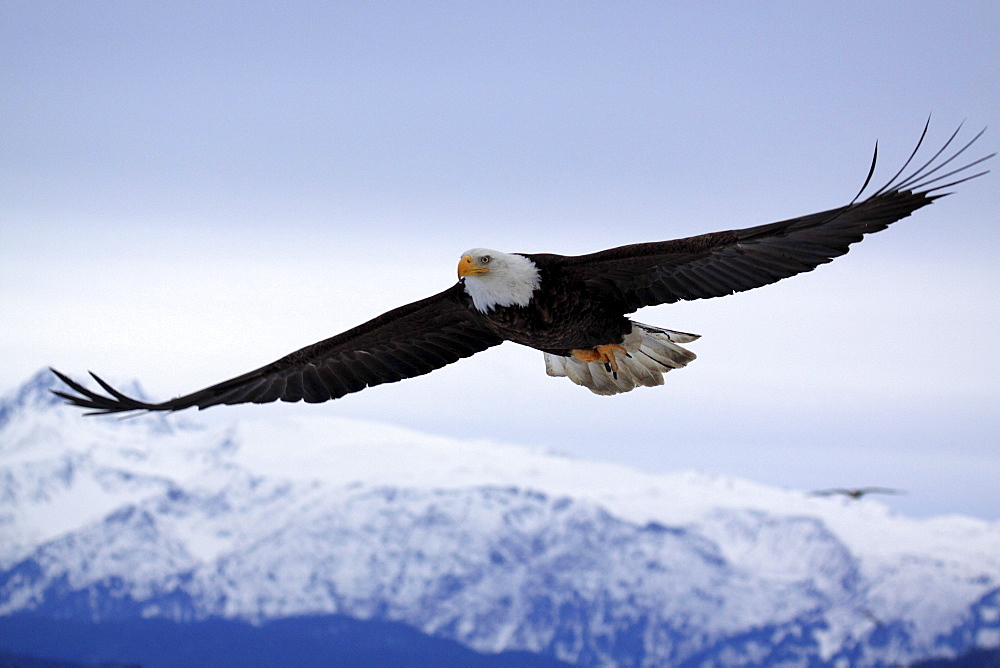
[2,369,999,666]
[0,369,64,429]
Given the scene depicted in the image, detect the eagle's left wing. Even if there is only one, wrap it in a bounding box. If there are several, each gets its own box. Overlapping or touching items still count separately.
[560,124,992,312]
[52,283,502,415]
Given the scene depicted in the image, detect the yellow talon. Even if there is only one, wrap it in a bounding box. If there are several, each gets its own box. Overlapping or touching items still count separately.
[571,344,628,375]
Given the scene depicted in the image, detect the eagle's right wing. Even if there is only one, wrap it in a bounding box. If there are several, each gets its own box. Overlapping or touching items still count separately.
[52,283,502,415]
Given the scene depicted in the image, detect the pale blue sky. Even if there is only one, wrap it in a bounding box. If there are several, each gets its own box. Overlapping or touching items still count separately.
[2,2,998,518]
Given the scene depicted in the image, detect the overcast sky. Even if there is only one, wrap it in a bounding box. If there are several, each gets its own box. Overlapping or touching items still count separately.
[3,2,998,520]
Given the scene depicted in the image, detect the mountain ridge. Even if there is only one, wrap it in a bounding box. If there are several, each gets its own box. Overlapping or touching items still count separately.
[2,369,998,666]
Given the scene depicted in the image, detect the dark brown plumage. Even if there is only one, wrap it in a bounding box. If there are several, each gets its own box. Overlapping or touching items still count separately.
[52,285,503,413]
[811,487,907,500]
[52,122,992,414]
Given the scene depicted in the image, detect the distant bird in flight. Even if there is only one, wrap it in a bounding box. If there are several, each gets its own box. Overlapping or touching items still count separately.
[52,123,992,415]
[811,487,907,500]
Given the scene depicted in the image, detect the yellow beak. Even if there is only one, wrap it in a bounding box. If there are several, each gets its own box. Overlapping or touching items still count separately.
[458,255,489,278]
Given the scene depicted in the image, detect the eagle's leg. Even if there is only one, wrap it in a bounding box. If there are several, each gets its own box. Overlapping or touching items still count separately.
[571,344,628,377]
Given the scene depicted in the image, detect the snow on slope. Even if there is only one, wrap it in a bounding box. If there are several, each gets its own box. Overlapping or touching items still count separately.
[208,401,1000,647]
[2,369,999,665]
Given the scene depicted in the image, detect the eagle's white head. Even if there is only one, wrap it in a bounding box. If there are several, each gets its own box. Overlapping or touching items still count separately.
[457,248,541,313]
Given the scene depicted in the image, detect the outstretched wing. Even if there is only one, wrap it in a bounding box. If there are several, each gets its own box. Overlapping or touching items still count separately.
[52,283,502,415]
[811,487,907,498]
[851,487,907,497]
[561,123,993,312]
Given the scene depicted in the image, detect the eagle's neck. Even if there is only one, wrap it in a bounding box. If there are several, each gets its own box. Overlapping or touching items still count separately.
[462,253,541,313]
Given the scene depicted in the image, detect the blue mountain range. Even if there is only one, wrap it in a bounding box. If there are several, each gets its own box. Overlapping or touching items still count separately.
[1,370,998,666]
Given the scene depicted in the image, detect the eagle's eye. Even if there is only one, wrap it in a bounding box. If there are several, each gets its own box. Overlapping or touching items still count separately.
[479,255,492,265]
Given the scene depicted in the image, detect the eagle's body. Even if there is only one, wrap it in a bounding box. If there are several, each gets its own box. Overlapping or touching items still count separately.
[456,249,699,394]
[464,253,630,354]
[52,124,993,414]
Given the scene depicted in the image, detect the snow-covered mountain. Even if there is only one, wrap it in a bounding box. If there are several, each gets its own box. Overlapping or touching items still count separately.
[1,369,998,666]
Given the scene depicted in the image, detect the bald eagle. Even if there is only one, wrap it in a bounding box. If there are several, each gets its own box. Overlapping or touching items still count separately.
[53,124,992,415]
[811,487,907,499]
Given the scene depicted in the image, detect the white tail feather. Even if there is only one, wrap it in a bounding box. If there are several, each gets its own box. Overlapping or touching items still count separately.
[544,322,699,395]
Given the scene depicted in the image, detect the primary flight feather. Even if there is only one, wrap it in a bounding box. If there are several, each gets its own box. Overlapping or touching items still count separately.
[53,123,993,414]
